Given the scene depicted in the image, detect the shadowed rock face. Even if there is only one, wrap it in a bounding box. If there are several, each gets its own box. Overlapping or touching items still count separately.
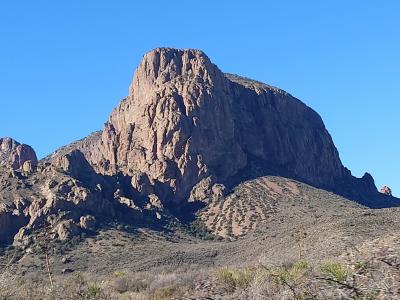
[0,137,37,170]
[51,47,380,205]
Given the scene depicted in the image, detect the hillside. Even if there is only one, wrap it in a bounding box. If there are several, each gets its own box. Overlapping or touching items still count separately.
[2,175,400,299]
[1,48,399,299]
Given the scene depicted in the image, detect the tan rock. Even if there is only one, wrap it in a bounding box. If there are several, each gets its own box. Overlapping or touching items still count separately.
[44,48,381,208]
[80,215,96,230]
[380,186,392,196]
[67,48,348,205]
[189,177,214,202]
[0,47,397,247]
[56,220,79,241]
[0,137,37,170]
[22,160,35,173]
[0,204,29,244]
[147,194,163,209]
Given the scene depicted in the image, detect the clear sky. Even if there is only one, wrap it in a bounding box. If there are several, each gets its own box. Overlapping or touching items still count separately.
[1,1,399,195]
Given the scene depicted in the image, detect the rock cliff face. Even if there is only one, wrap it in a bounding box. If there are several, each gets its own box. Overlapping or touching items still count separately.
[1,48,399,246]
[55,48,375,204]
[0,148,157,245]
[0,137,37,170]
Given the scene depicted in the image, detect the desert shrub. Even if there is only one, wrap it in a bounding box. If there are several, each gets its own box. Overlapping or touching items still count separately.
[56,273,110,300]
[250,260,314,299]
[189,219,216,240]
[128,277,149,293]
[268,261,310,286]
[149,285,188,300]
[87,284,103,299]
[217,266,254,291]
[354,260,369,275]
[113,270,126,278]
[110,276,129,293]
[147,272,196,299]
[0,272,20,299]
[109,273,149,294]
[321,262,347,283]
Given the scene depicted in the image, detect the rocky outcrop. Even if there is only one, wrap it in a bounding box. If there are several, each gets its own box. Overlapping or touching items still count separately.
[0,203,29,244]
[0,147,164,246]
[53,48,379,206]
[80,215,96,230]
[0,137,37,170]
[380,186,392,196]
[0,160,115,245]
[1,48,399,246]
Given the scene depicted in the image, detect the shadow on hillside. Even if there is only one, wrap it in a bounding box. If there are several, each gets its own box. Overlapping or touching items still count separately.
[224,154,400,210]
[52,150,400,234]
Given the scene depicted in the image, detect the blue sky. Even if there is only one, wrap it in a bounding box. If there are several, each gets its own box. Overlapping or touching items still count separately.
[1,1,399,195]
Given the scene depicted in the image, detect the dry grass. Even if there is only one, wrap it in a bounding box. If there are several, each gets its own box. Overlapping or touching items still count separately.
[0,268,205,300]
[1,256,400,299]
[217,266,254,291]
[213,257,400,299]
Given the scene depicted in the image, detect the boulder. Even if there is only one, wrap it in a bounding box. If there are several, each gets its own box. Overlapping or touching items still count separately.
[22,160,36,173]
[56,220,80,241]
[0,137,37,170]
[380,186,392,196]
[79,215,96,230]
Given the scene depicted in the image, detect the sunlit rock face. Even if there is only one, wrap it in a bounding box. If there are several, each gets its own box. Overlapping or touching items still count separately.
[1,48,398,247]
[0,137,37,170]
[61,48,351,203]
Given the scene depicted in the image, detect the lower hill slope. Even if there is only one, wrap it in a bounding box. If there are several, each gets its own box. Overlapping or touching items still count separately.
[1,175,400,299]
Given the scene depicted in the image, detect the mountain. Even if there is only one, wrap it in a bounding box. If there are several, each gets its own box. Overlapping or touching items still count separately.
[2,174,400,299]
[1,47,399,247]
[1,47,400,299]
[47,48,395,207]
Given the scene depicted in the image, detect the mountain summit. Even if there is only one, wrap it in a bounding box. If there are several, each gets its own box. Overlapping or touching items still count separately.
[50,48,384,206]
[1,48,399,246]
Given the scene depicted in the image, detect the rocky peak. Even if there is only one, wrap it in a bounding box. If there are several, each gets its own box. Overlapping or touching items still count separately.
[1,48,399,247]
[48,48,382,206]
[380,186,392,196]
[0,137,38,170]
[82,48,244,201]
[127,48,217,97]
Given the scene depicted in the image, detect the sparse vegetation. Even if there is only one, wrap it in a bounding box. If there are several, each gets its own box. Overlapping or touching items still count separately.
[2,176,400,299]
[189,219,217,240]
[87,283,104,299]
[1,255,400,299]
[321,262,348,283]
[149,286,188,300]
[217,266,254,291]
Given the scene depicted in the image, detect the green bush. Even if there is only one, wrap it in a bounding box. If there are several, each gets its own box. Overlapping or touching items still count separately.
[269,260,310,286]
[217,267,254,290]
[87,284,104,299]
[354,261,369,274]
[189,219,216,240]
[321,262,347,283]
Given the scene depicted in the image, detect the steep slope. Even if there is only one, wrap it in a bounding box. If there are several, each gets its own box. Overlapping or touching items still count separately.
[3,175,400,299]
[0,137,37,170]
[2,47,399,248]
[2,47,400,299]
[0,140,163,245]
[47,47,395,208]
